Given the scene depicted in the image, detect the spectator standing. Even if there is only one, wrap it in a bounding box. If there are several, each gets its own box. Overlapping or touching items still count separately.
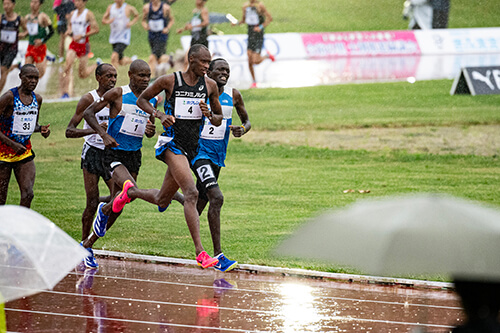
[405,0,433,30]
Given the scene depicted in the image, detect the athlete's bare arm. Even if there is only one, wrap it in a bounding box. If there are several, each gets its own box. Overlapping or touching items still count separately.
[83,87,123,148]
[205,77,223,126]
[66,93,100,138]
[141,4,150,30]
[126,4,140,28]
[230,88,251,137]
[164,5,174,33]
[137,74,176,129]
[101,4,113,25]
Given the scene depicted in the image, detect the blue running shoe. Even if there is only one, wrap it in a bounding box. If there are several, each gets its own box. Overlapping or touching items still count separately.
[158,203,169,212]
[214,253,237,272]
[93,202,109,237]
[76,268,98,293]
[80,242,99,269]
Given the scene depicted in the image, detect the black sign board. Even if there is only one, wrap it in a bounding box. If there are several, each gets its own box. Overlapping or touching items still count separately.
[450,66,500,96]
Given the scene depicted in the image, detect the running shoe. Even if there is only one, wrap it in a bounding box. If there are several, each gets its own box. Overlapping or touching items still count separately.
[96,57,103,66]
[266,50,275,62]
[158,204,169,212]
[112,180,134,213]
[214,253,238,272]
[61,93,69,99]
[80,242,99,269]
[92,202,109,237]
[196,251,219,269]
[250,82,257,89]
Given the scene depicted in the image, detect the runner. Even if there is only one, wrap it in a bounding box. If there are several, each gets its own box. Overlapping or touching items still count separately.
[136,44,223,269]
[53,0,74,62]
[236,0,274,88]
[0,64,50,208]
[61,0,99,98]
[191,58,251,272]
[102,0,139,69]
[176,0,209,48]
[142,0,174,78]
[81,59,160,269]
[0,0,27,94]
[25,0,55,78]
[65,63,117,243]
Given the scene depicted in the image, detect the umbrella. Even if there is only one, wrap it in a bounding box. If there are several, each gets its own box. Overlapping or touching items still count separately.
[275,194,500,281]
[0,205,87,303]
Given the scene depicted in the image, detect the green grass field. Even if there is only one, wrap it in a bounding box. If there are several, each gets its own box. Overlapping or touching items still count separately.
[15,0,500,62]
[5,0,500,279]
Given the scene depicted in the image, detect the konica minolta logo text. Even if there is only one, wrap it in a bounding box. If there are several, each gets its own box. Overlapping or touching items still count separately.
[175,91,206,98]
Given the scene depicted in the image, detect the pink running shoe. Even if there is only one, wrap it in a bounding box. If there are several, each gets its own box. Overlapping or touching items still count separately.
[266,50,275,62]
[196,251,219,269]
[250,82,257,89]
[112,180,134,213]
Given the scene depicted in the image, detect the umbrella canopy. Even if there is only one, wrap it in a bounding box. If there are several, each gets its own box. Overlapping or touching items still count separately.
[0,206,87,303]
[276,194,500,281]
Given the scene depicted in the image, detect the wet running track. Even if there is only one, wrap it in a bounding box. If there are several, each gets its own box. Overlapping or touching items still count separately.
[5,257,463,332]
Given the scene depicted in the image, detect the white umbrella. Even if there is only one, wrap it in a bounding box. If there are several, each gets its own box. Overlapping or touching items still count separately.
[276,194,500,281]
[0,205,87,303]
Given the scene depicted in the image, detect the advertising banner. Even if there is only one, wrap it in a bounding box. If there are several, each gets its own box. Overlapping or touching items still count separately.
[301,31,421,58]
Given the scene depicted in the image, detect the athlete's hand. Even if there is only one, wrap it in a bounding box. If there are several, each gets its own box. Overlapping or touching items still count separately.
[176,27,183,34]
[34,38,43,47]
[9,141,27,155]
[145,120,156,138]
[41,124,51,138]
[253,26,262,32]
[73,34,83,41]
[229,125,245,137]
[199,100,211,118]
[162,27,170,34]
[99,122,108,131]
[102,133,119,148]
[159,113,175,128]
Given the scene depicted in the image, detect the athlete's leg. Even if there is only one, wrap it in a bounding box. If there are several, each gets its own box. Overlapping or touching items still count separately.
[161,150,205,255]
[205,186,224,256]
[148,54,158,78]
[247,50,256,83]
[0,164,13,205]
[0,65,10,94]
[77,55,97,79]
[110,51,120,69]
[36,59,47,78]
[25,56,34,65]
[13,160,36,208]
[82,168,101,241]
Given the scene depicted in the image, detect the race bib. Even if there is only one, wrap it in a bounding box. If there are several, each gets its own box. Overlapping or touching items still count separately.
[196,164,215,182]
[119,113,147,138]
[191,17,201,32]
[149,19,164,32]
[12,110,37,136]
[27,22,39,36]
[0,30,16,43]
[174,97,202,119]
[245,8,259,25]
[200,118,226,140]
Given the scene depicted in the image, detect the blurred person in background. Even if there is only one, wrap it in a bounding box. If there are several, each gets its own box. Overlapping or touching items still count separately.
[0,0,27,94]
[177,0,209,48]
[53,0,74,63]
[25,0,55,78]
[102,0,140,69]
[60,0,99,98]
[235,0,274,89]
[431,0,450,29]
[142,0,174,79]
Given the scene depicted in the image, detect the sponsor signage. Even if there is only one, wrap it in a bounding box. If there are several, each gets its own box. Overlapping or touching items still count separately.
[301,31,421,58]
[450,66,500,95]
[416,28,500,55]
